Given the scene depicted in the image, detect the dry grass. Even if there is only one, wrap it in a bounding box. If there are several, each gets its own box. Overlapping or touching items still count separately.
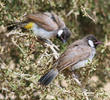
[0,0,110,100]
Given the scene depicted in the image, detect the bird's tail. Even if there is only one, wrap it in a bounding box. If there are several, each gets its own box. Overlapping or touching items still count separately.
[7,21,27,31]
[7,22,20,31]
[38,68,59,86]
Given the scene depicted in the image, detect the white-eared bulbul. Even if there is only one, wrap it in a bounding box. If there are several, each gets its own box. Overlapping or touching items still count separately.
[7,12,71,43]
[38,34,102,86]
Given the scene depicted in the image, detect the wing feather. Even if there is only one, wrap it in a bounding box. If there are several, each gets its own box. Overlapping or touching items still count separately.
[26,12,59,31]
[56,42,91,71]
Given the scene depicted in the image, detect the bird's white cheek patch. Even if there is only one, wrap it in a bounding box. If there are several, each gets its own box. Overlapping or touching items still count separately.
[88,40,94,47]
[57,30,63,37]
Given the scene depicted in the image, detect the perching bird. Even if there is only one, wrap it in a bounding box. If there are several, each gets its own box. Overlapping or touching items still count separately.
[7,12,71,43]
[38,34,102,86]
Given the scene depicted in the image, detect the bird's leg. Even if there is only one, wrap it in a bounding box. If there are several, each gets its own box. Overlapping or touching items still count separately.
[44,39,59,51]
[71,71,89,100]
[72,71,82,86]
[37,37,59,60]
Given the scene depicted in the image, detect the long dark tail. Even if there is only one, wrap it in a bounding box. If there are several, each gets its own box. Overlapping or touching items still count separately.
[7,21,27,31]
[7,22,20,31]
[38,69,59,86]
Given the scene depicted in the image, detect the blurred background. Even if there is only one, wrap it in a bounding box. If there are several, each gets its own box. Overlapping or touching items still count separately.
[0,0,110,100]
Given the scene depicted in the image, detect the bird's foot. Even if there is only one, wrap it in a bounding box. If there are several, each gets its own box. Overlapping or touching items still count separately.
[72,72,82,86]
[72,71,89,100]
[45,39,59,51]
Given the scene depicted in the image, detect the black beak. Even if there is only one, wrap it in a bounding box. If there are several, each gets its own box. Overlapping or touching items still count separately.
[62,39,66,43]
[95,41,103,45]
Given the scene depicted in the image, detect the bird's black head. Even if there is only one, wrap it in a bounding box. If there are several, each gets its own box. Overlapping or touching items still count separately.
[57,27,71,43]
[85,34,102,48]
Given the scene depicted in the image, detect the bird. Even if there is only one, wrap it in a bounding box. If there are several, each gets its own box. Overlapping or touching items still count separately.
[38,34,102,86]
[7,12,71,43]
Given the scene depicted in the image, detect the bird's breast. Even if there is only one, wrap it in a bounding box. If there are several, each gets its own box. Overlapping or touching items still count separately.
[31,24,56,39]
[70,48,96,70]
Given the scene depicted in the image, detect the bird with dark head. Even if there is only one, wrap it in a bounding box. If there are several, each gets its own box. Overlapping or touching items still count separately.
[57,27,71,43]
[7,12,71,43]
[38,34,102,86]
[84,34,102,48]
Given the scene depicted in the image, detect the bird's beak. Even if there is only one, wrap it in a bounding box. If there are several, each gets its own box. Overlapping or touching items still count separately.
[62,39,66,43]
[95,41,103,45]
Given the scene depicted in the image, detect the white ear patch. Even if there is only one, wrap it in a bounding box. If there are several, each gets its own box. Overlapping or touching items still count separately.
[57,30,63,37]
[88,40,94,47]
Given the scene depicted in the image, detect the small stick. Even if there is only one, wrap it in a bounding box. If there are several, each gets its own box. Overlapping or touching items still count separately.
[45,43,59,60]
[72,72,89,100]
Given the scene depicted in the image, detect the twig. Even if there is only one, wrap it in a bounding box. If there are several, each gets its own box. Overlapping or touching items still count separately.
[66,9,73,17]
[11,37,26,55]
[45,43,59,60]
[6,30,27,37]
[36,48,48,66]
[72,72,89,100]
[81,6,96,23]
[45,39,59,51]
[72,73,81,86]
[0,57,7,69]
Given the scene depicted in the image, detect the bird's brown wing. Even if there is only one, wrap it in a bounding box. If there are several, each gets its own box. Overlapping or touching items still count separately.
[55,41,91,72]
[26,12,59,31]
[51,12,66,28]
